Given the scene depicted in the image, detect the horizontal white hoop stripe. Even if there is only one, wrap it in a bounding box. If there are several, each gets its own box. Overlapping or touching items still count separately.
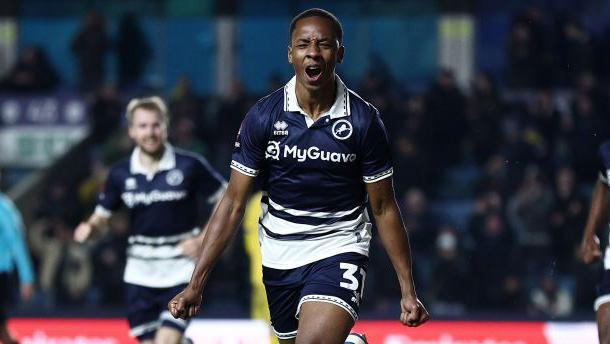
[261,211,365,236]
[267,197,361,218]
[127,228,200,245]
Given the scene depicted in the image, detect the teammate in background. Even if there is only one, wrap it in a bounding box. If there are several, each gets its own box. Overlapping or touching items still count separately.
[169,8,428,343]
[0,170,35,344]
[580,141,610,344]
[74,97,226,344]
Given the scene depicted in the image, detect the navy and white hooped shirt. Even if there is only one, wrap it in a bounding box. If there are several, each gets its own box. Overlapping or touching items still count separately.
[231,76,393,269]
[95,144,226,287]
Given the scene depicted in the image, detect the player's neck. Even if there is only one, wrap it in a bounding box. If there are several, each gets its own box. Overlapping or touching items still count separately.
[295,77,337,121]
[138,145,165,173]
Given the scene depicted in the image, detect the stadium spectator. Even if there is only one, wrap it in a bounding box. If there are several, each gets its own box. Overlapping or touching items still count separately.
[400,188,438,290]
[468,212,515,309]
[171,117,208,157]
[529,275,574,317]
[29,209,92,305]
[570,93,608,183]
[423,69,467,169]
[549,166,586,274]
[555,18,594,86]
[428,226,469,316]
[466,72,503,165]
[89,85,123,144]
[91,212,128,306]
[0,170,35,344]
[392,95,435,192]
[0,46,59,92]
[507,165,554,275]
[71,10,110,92]
[507,7,550,88]
[117,12,151,89]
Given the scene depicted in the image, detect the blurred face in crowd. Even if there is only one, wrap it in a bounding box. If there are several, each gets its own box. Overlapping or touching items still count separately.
[288,16,344,92]
[128,107,167,156]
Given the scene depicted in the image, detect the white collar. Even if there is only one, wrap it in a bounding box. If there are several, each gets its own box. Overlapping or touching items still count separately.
[130,143,176,177]
[283,75,351,120]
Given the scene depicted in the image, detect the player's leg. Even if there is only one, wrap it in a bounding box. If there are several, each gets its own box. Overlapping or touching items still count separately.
[596,269,610,344]
[125,283,161,343]
[153,284,190,344]
[262,266,305,342]
[295,252,368,344]
[153,326,183,344]
[598,303,610,344]
[153,310,188,344]
[295,301,354,344]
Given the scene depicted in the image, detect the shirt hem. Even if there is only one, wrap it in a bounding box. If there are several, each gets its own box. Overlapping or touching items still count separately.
[261,247,369,270]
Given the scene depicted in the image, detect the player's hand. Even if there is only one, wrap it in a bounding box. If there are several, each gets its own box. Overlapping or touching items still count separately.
[178,237,203,260]
[400,296,429,327]
[74,222,93,243]
[579,234,602,264]
[20,283,34,302]
[168,286,202,320]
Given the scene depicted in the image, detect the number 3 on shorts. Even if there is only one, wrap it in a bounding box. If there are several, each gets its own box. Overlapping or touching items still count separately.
[339,262,366,296]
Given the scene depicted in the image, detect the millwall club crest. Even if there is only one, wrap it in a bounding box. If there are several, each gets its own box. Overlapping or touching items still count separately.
[273,120,289,136]
[332,119,353,140]
[166,169,184,186]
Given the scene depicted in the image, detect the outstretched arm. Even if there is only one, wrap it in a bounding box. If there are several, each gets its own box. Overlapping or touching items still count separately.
[74,212,110,243]
[169,170,255,319]
[366,177,429,327]
[580,180,609,264]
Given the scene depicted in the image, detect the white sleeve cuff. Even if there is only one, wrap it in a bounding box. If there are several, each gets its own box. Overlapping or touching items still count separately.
[230,160,259,177]
[363,167,393,183]
[94,205,112,218]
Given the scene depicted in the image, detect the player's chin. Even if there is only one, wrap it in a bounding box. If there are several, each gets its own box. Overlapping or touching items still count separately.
[140,143,163,155]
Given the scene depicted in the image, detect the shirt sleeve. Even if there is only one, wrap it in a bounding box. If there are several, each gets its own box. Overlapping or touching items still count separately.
[96,168,123,216]
[1,199,35,284]
[194,156,228,204]
[230,103,269,177]
[361,110,393,183]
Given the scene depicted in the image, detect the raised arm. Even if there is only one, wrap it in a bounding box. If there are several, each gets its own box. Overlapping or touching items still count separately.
[169,169,255,319]
[580,180,609,264]
[366,177,429,327]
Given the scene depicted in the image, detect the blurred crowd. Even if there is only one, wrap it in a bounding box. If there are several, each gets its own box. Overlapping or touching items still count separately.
[3,7,610,319]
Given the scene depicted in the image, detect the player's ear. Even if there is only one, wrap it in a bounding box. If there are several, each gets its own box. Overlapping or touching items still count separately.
[127,125,135,140]
[287,45,293,64]
[337,45,344,64]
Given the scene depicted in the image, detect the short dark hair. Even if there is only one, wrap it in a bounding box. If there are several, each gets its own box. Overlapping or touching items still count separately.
[289,8,343,45]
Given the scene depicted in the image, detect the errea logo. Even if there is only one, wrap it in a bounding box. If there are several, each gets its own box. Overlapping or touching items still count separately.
[273,120,289,136]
